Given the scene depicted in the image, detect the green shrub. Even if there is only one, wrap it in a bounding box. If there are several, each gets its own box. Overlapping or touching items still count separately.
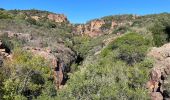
[150,17,170,46]
[112,33,151,65]
[2,49,55,100]
[0,11,13,19]
[26,17,37,25]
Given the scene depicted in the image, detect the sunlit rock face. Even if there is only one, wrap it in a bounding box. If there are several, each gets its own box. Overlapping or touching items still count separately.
[47,14,68,23]
[147,43,170,100]
[73,19,119,37]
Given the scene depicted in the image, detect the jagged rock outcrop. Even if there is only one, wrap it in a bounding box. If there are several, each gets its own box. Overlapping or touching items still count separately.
[24,47,65,89]
[73,19,118,37]
[147,43,170,100]
[90,19,105,31]
[47,14,68,23]
[24,46,75,89]
[73,19,104,37]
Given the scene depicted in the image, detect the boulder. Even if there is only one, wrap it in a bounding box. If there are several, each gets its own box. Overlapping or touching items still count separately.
[150,92,163,100]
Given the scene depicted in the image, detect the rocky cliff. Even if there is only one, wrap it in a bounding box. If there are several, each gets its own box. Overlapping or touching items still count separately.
[73,19,118,37]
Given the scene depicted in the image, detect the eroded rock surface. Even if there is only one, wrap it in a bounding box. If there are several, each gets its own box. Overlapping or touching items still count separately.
[24,45,75,89]
[147,43,170,100]
[73,19,119,37]
[47,14,68,23]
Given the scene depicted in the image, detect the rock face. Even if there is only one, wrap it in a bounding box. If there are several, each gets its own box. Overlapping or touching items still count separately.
[24,45,75,89]
[90,20,105,31]
[73,20,105,37]
[24,47,65,89]
[73,19,118,37]
[47,14,68,23]
[147,43,170,100]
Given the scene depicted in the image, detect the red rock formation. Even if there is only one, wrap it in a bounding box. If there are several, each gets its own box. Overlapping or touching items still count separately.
[111,20,118,29]
[73,20,106,37]
[147,43,170,100]
[73,19,119,37]
[90,20,105,31]
[47,14,68,23]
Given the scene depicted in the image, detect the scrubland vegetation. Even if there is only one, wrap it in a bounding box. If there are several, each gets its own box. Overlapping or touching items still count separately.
[0,9,170,100]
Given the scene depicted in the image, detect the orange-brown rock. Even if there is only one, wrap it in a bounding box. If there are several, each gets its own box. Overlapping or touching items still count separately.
[111,21,118,29]
[147,43,170,99]
[74,25,85,36]
[47,14,68,23]
[31,16,40,21]
[73,20,119,37]
[90,20,105,31]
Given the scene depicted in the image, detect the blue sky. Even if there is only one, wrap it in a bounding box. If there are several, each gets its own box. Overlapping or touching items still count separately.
[0,0,170,23]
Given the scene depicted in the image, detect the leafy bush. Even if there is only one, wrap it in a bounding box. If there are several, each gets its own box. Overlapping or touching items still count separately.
[1,49,55,100]
[26,17,37,25]
[150,16,170,46]
[112,33,151,65]
[0,11,13,19]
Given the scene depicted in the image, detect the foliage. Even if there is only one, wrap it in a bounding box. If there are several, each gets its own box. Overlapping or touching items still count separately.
[0,9,169,100]
[0,11,13,19]
[1,49,55,100]
[150,16,170,46]
[56,32,152,100]
[111,33,151,65]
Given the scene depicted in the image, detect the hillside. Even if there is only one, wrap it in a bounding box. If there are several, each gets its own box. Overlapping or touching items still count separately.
[0,9,170,100]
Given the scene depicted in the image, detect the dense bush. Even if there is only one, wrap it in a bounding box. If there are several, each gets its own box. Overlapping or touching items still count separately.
[1,49,55,100]
[0,11,13,19]
[56,32,152,100]
[111,33,151,65]
[150,16,170,46]
[26,17,37,25]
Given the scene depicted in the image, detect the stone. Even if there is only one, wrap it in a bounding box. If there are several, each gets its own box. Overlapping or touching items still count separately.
[31,16,40,21]
[47,14,68,23]
[90,19,105,31]
[111,21,118,29]
[150,92,163,100]
[147,43,170,99]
